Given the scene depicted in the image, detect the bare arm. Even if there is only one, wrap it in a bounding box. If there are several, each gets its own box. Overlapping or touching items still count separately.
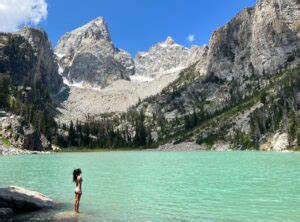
[77,175,82,191]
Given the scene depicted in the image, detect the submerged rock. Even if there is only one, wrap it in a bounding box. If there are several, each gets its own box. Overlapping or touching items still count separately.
[0,186,55,213]
[0,208,13,222]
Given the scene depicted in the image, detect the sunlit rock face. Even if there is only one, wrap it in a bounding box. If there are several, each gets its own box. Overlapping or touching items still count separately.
[55,17,134,88]
[203,0,300,81]
[133,37,206,79]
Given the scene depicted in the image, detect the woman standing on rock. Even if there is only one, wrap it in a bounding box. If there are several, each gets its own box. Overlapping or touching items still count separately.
[73,168,83,213]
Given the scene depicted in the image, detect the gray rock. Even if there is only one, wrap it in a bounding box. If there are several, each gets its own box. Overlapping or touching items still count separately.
[0,29,63,96]
[134,37,192,79]
[17,27,64,95]
[0,208,13,222]
[203,0,299,81]
[0,186,55,213]
[132,37,207,80]
[0,33,36,86]
[158,142,208,151]
[55,17,134,87]
[1,115,50,151]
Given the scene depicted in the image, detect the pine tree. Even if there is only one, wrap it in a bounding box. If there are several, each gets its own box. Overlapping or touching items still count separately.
[287,110,297,145]
[0,74,10,108]
[68,120,76,147]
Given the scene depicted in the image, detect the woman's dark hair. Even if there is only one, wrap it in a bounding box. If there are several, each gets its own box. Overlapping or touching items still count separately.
[73,168,82,182]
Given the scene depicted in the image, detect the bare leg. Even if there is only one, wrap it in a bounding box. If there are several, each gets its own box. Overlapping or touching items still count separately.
[77,194,82,213]
[74,194,79,213]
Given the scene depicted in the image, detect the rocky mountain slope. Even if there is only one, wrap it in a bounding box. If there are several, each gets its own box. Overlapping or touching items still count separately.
[54,20,207,122]
[129,0,300,150]
[139,0,299,117]
[55,17,134,88]
[55,72,180,123]
[133,37,205,79]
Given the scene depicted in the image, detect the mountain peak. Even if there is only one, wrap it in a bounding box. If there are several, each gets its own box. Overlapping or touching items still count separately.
[164,36,175,45]
[55,16,134,87]
[67,16,111,42]
[157,36,181,48]
[89,16,106,27]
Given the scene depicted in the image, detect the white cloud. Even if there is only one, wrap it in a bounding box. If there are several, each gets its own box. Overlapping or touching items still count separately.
[0,0,48,32]
[187,34,195,42]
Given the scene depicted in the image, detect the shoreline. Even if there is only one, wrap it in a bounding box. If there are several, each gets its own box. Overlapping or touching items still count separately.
[1,145,299,156]
[0,145,51,156]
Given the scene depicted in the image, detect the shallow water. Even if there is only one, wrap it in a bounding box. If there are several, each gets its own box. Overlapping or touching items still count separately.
[0,151,300,221]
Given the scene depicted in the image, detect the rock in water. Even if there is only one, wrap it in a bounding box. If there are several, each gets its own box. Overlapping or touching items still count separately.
[55,17,134,88]
[0,208,13,222]
[0,186,55,213]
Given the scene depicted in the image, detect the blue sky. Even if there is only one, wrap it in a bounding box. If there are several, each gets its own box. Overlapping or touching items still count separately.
[3,0,256,57]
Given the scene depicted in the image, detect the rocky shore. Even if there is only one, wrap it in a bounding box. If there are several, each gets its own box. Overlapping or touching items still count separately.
[0,111,55,156]
[157,141,232,151]
[0,145,51,156]
[0,186,55,221]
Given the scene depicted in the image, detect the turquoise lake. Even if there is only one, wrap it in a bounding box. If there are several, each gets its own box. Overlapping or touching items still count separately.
[0,151,300,221]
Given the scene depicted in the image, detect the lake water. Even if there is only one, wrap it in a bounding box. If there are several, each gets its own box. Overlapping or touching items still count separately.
[0,151,300,221]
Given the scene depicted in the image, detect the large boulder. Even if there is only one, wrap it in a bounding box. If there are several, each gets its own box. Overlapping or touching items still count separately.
[0,186,55,213]
[260,133,289,151]
[1,115,50,151]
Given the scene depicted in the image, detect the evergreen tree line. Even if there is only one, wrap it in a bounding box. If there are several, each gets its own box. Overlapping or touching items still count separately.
[56,110,153,149]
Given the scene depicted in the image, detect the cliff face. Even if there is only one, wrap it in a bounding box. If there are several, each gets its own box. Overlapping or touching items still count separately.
[200,0,300,81]
[0,28,63,96]
[0,33,36,86]
[55,17,134,87]
[17,27,63,95]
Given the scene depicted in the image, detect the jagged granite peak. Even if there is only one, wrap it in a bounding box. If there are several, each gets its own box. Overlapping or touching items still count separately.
[55,17,134,87]
[16,27,63,95]
[160,36,176,46]
[134,37,192,79]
